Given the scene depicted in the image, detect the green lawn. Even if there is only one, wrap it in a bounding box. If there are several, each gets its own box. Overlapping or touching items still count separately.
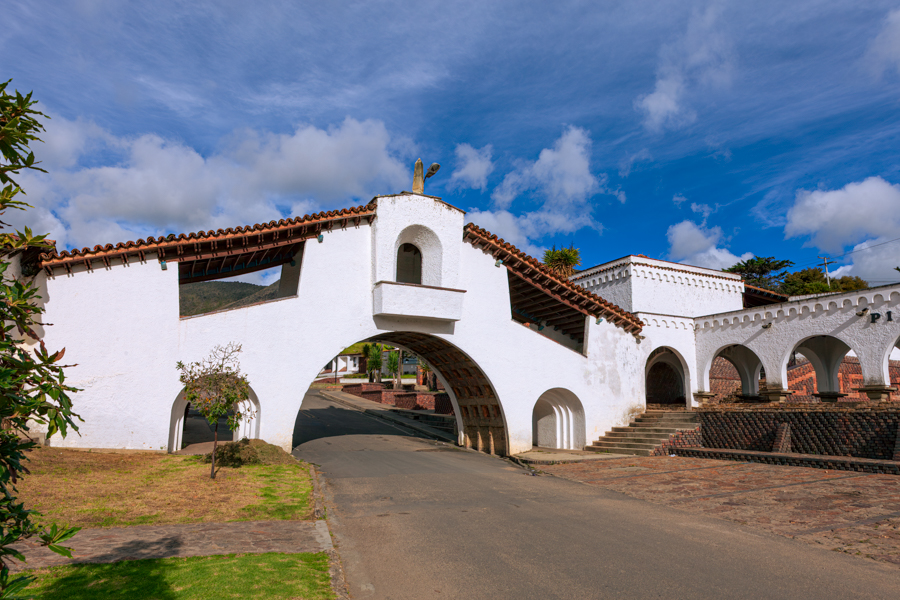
[24,552,334,600]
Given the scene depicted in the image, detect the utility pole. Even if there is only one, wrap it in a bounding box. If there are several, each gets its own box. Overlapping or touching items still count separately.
[818,256,832,288]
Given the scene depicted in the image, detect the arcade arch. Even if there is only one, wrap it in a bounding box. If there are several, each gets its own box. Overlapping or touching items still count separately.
[786,335,853,401]
[645,347,690,408]
[706,344,763,401]
[531,388,586,450]
[167,387,261,453]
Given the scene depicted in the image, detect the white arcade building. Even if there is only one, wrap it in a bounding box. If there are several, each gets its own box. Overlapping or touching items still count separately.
[20,183,900,457]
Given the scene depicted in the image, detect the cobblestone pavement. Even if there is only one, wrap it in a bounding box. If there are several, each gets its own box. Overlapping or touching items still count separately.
[12,520,332,571]
[541,456,900,566]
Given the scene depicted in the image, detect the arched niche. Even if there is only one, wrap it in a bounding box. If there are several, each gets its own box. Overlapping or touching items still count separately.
[167,386,261,453]
[394,225,443,287]
[531,388,586,450]
[396,243,422,284]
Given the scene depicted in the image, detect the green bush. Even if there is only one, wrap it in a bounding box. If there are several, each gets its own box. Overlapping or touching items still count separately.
[203,438,260,467]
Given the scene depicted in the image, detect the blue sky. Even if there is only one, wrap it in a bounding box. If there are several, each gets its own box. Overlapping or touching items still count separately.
[5,1,900,285]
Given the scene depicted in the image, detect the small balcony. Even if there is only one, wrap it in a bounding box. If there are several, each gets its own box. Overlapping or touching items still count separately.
[373,281,465,322]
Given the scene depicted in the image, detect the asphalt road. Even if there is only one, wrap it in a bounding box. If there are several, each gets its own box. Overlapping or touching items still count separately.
[293,391,900,599]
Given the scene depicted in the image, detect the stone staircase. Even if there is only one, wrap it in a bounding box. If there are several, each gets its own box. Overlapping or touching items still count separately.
[586,411,699,456]
[387,409,457,435]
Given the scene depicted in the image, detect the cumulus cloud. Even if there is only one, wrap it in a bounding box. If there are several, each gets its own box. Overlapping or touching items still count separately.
[635,4,733,131]
[667,219,752,270]
[867,9,900,76]
[448,143,493,191]
[492,126,599,209]
[467,127,623,258]
[784,176,900,253]
[10,114,411,250]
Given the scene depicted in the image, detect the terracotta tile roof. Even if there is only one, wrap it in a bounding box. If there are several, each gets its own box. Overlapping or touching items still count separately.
[462,224,643,334]
[39,202,377,274]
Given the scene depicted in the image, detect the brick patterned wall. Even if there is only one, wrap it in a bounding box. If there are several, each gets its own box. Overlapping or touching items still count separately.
[709,357,741,403]
[650,427,702,456]
[341,383,385,398]
[434,393,454,415]
[697,406,900,460]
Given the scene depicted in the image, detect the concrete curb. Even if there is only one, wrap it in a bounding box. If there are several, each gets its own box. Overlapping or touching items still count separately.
[319,390,456,444]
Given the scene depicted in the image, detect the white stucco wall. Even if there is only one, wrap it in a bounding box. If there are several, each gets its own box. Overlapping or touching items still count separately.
[39,255,182,450]
[574,256,743,317]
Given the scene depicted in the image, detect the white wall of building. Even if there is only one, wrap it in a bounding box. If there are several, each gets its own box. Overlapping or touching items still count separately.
[574,256,743,318]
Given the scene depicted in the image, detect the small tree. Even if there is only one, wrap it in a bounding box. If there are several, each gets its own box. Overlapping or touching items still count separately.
[176,343,252,479]
[361,343,373,382]
[366,344,383,383]
[0,80,81,597]
[542,245,581,278]
[723,256,794,290]
[387,350,400,390]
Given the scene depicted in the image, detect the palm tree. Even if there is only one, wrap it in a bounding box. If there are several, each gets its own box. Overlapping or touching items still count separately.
[542,245,582,278]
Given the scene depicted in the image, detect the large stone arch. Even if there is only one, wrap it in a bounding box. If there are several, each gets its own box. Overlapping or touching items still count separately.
[394,225,443,287]
[367,331,508,456]
[531,388,585,450]
[167,386,261,453]
[645,347,690,408]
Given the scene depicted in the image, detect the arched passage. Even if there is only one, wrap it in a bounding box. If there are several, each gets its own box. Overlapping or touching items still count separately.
[167,386,261,453]
[705,344,763,401]
[786,335,853,401]
[366,331,508,456]
[645,347,689,408]
[532,388,585,450]
[396,243,422,284]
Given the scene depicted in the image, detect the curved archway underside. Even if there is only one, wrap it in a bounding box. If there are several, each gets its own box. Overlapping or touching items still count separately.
[369,332,507,456]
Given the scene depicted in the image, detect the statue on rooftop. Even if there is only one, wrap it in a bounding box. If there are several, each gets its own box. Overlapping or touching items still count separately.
[412,158,440,194]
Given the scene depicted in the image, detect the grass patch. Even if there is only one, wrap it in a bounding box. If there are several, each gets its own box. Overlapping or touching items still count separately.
[24,552,334,600]
[18,445,314,528]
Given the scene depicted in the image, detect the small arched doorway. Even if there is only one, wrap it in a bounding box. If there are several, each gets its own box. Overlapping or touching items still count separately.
[645,347,688,408]
[167,387,261,453]
[531,388,586,450]
[396,243,422,284]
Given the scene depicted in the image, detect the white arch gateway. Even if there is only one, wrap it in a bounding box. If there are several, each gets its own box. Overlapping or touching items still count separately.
[29,191,645,456]
[23,188,900,457]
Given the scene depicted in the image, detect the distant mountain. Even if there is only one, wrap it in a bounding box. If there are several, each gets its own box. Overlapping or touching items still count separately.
[179,280,280,316]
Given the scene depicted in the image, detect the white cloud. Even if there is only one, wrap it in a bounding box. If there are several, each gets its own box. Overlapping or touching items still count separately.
[867,9,900,76]
[469,127,619,256]
[492,126,599,210]
[618,148,652,177]
[667,219,751,270]
[690,202,714,223]
[448,143,493,191]
[827,238,900,286]
[10,114,411,250]
[784,176,900,253]
[635,4,733,131]
[673,193,688,207]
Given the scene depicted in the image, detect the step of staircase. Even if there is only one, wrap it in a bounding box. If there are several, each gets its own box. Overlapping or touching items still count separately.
[585,410,699,457]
